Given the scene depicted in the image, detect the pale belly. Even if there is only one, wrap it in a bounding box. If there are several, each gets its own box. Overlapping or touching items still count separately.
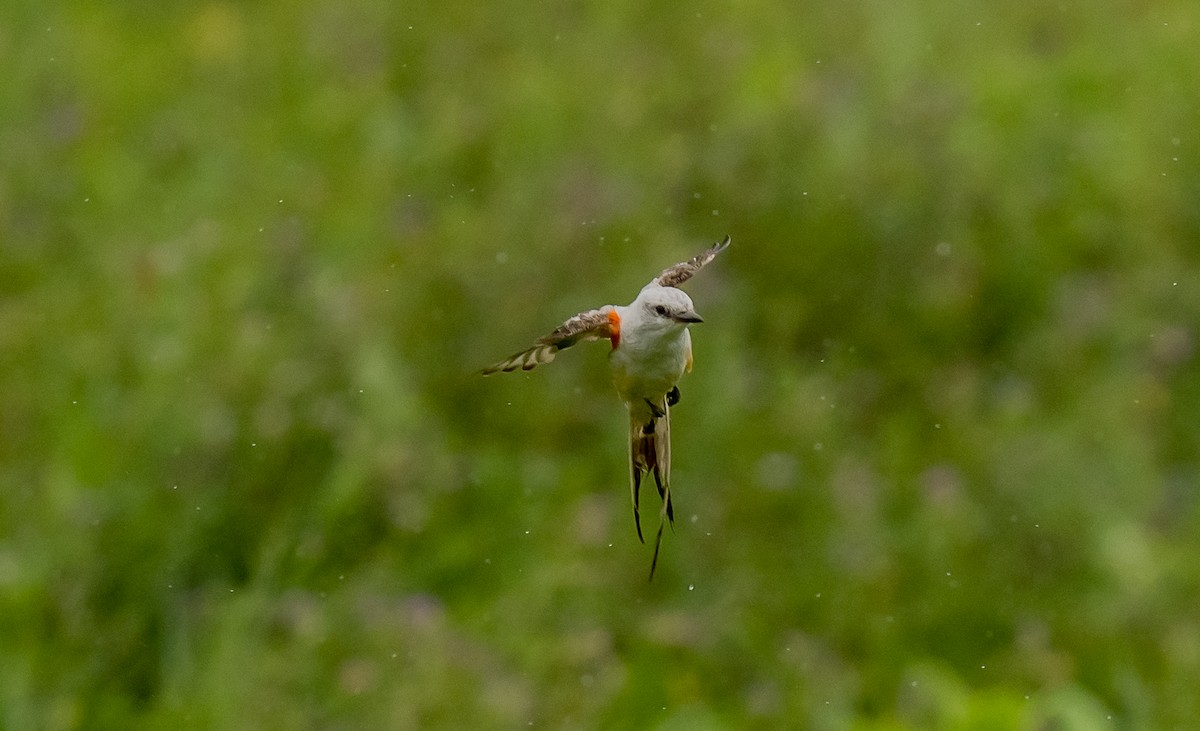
[608,331,690,407]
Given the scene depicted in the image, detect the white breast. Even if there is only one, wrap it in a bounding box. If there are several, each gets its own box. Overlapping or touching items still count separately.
[608,316,691,406]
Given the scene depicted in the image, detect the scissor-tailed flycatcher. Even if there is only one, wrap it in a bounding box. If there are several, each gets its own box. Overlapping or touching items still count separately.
[482,236,730,580]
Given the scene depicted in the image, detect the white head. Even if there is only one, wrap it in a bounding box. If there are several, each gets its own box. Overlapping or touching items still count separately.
[631,286,703,329]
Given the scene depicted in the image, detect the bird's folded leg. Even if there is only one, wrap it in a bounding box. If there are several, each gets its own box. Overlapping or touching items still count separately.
[643,398,665,419]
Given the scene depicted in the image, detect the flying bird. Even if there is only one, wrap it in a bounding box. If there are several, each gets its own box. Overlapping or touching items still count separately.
[482,236,730,580]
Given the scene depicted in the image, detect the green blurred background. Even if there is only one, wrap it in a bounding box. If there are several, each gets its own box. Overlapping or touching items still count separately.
[3,0,1199,728]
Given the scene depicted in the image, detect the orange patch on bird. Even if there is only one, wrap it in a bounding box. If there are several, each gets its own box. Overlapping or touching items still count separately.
[607,309,621,349]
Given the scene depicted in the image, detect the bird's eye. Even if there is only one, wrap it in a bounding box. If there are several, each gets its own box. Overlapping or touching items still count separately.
[654,305,667,316]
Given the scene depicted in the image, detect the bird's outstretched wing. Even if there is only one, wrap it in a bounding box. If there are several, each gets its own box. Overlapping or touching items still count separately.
[481,306,619,374]
[651,235,731,288]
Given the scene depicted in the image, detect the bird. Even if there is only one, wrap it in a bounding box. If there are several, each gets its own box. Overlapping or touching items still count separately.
[482,236,730,580]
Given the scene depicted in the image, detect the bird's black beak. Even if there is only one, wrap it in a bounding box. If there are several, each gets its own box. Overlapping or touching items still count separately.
[673,309,703,324]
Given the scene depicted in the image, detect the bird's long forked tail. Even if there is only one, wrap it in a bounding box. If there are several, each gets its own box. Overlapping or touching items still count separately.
[629,397,674,582]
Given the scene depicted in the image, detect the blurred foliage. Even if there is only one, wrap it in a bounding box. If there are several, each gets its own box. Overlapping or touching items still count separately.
[2,0,1199,728]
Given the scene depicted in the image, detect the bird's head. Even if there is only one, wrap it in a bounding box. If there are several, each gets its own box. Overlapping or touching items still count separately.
[634,286,703,328]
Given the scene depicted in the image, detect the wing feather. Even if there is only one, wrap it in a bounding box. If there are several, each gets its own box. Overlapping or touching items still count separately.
[651,235,731,288]
[481,306,617,375]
